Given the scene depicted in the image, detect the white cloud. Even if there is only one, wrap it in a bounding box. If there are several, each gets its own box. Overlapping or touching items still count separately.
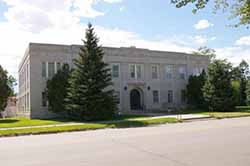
[2,0,105,33]
[236,35,250,46]
[193,35,207,45]
[4,4,52,32]
[194,19,214,30]
[71,0,104,18]
[216,47,250,65]
[211,36,216,41]
[119,6,125,12]
[1,0,126,32]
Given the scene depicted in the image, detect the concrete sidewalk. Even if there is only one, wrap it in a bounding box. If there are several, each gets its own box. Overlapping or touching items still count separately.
[0,114,210,131]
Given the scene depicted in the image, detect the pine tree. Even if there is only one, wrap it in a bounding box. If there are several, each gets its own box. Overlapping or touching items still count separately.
[65,23,116,121]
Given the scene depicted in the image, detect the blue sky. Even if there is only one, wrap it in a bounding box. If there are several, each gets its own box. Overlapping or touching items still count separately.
[0,0,249,80]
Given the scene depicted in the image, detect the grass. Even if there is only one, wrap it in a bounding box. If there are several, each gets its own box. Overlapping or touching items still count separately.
[180,106,250,119]
[201,111,250,119]
[105,117,179,128]
[0,115,149,129]
[0,124,108,136]
[0,114,152,129]
[0,118,70,128]
[235,106,250,112]
[0,117,178,137]
[113,114,149,120]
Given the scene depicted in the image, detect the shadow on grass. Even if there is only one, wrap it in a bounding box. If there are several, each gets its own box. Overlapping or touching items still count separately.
[95,118,178,129]
[105,120,148,128]
[38,114,177,129]
[40,114,151,124]
[37,117,149,129]
[0,119,19,123]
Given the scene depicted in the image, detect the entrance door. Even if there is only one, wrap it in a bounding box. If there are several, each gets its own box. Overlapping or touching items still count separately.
[130,89,141,110]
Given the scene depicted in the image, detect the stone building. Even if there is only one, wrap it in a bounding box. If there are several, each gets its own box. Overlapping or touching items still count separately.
[1,97,17,118]
[17,43,209,118]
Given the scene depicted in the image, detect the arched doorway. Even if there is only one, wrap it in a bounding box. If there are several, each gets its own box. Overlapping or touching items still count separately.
[130,89,142,110]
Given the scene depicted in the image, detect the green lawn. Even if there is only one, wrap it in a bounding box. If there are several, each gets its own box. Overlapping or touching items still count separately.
[0,117,178,137]
[0,123,108,136]
[0,115,149,129]
[180,106,250,119]
[0,118,68,128]
[202,111,250,119]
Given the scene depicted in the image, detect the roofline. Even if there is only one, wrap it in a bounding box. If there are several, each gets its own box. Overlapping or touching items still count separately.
[28,42,207,58]
[18,42,209,70]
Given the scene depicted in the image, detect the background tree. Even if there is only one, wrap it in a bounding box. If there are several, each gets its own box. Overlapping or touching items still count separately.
[245,80,250,105]
[0,65,15,113]
[171,0,250,28]
[192,46,216,61]
[232,60,250,105]
[7,75,17,97]
[186,70,207,109]
[65,23,116,121]
[47,64,71,114]
[231,80,241,106]
[203,60,235,112]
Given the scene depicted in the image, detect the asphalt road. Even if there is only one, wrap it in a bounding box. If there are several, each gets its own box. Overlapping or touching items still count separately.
[1,117,250,166]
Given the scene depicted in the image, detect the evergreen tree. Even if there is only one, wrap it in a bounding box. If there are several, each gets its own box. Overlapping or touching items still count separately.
[65,23,116,121]
[203,60,235,112]
[186,70,207,109]
[47,64,71,114]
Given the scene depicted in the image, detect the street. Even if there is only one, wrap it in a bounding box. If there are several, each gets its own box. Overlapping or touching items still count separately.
[1,117,250,166]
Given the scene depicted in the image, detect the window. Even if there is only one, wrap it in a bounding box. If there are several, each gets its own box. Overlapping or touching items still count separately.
[48,62,55,78]
[137,65,142,79]
[42,62,46,78]
[42,92,47,107]
[115,91,120,104]
[130,65,136,78]
[27,93,30,110]
[193,67,200,76]
[24,94,26,111]
[199,68,204,74]
[153,90,159,103]
[27,63,30,88]
[56,62,61,72]
[130,64,143,79]
[165,65,173,79]
[181,90,186,103]
[152,65,159,79]
[179,66,187,80]
[112,64,119,78]
[168,90,173,103]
